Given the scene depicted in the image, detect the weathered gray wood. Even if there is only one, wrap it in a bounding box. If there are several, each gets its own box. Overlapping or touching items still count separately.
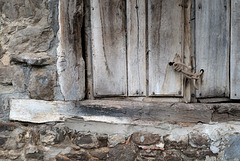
[57,0,85,100]
[183,0,193,103]
[148,0,184,96]
[9,99,76,123]
[195,0,230,98]
[84,0,94,99]
[231,0,240,99]
[12,99,240,123]
[91,0,127,96]
[127,0,146,96]
[10,99,214,123]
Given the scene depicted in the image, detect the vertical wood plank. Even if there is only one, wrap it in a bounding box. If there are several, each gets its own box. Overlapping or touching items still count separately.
[127,0,146,96]
[184,0,193,103]
[148,0,184,96]
[195,0,229,98]
[231,0,240,99]
[84,0,94,99]
[91,0,127,96]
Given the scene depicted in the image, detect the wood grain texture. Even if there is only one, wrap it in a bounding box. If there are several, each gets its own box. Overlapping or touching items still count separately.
[195,0,230,98]
[127,0,146,96]
[148,0,184,96]
[91,0,127,96]
[58,0,85,101]
[183,0,193,103]
[231,0,240,99]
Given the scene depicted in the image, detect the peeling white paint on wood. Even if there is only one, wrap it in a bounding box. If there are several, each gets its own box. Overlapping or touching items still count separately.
[230,0,240,99]
[148,0,184,96]
[195,0,230,98]
[127,0,146,96]
[91,0,127,97]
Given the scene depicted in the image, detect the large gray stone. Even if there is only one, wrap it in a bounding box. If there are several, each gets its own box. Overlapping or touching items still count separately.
[164,134,188,150]
[89,147,109,160]
[0,66,25,92]
[74,135,99,149]
[224,135,240,160]
[28,69,55,100]
[2,1,19,20]
[0,66,14,85]
[8,26,53,54]
[189,132,210,149]
[107,144,138,161]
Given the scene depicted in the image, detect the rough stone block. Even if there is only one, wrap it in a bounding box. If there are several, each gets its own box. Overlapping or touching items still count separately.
[0,66,25,92]
[108,144,138,161]
[2,1,19,20]
[224,135,240,160]
[74,135,99,149]
[11,53,54,66]
[162,150,183,161]
[0,137,8,148]
[97,136,108,147]
[28,69,55,100]
[108,135,125,147]
[40,126,66,145]
[0,66,14,85]
[4,127,26,150]
[89,147,109,160]
[0,44,4,59]
[25,146,44,160]
[182,149,215,159]
[163,134,188,150]
[132,133,160,145]
[8,26,54,54]
[56,151,90,161]
[189,132,210,149]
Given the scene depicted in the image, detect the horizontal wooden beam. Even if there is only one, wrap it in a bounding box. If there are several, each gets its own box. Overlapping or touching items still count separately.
[9,99,240,124]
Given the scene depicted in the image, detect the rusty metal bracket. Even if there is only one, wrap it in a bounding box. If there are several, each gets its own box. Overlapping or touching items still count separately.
[169,62,204,90]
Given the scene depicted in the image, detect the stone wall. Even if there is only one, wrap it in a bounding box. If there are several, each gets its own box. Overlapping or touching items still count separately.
[1,121,240,161]
[0,0,61,121]
[0,0,85,122]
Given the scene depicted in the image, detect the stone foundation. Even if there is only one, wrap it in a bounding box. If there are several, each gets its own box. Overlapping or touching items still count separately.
[0,121,240,161]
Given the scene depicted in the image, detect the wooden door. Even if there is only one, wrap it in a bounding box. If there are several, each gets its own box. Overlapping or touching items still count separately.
[91,0,127,97]
[195,0,230,99]
[231,0,240,99]
[90,0,186,98]
[148,0,184,97]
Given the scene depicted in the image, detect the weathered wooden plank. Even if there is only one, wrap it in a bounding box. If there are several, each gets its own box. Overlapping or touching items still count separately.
[58,0,85,101]
[84,0,94,99]
[10,99,213,124]
[183,0,193,103]
[231,0,240,99]
[9,99,76,123]
[195,0,230,98]
[148,0,184,96]
[91,0,127,96]
[127,0,146,96]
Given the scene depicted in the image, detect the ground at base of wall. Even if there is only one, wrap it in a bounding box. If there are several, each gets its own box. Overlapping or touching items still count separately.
[0,121,240,161]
